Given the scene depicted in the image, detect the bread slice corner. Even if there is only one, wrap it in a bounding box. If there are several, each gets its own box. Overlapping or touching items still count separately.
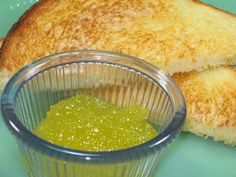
[173,66,236,146]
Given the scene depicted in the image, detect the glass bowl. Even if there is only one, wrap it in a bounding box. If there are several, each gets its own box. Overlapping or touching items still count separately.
[1,50,186,177]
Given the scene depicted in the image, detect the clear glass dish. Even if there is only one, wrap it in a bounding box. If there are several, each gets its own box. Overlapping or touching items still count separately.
[1,50,186,177]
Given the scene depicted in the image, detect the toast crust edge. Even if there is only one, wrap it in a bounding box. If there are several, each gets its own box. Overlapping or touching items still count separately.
[0,0,236,72]
[192,0,236,17]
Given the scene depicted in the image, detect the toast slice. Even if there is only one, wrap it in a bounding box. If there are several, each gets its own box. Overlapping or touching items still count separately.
[173,66,236,145]
[0,0,236,76]
[0,38,3,47]
[0,38,11,90]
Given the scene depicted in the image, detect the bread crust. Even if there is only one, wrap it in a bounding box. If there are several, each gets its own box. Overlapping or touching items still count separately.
[0,0,236,74]
[0,38,3,48]
[192,0,236,17]
[0,0,54,70]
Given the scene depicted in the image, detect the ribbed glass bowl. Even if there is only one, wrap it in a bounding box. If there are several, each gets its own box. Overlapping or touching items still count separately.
[1,50,186,177]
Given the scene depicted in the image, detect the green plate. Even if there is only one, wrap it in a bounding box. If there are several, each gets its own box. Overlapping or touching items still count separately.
[0,1,236,177]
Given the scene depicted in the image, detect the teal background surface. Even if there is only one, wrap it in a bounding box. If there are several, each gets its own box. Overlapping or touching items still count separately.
[0,0,236,177]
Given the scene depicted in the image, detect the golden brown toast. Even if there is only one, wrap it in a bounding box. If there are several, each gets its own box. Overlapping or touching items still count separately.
[0,38,12,90]
[0,0,236,76]
[173,66,236,145]
[0,38,3,48]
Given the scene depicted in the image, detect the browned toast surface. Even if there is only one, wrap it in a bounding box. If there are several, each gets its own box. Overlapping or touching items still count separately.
[0,38,3,48]
[0,0,236,74]
[173,66,236,145]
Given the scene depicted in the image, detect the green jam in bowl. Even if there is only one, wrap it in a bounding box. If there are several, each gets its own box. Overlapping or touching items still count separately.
[34,94,157,152]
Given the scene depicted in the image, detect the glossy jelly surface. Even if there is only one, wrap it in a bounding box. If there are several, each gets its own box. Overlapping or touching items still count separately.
[34,94,157,151]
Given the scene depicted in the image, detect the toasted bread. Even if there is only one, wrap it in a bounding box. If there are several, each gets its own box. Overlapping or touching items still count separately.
[173,66,236,145]
[0,38,3,47]
[0,0,236,76]
[0,38,11,90]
